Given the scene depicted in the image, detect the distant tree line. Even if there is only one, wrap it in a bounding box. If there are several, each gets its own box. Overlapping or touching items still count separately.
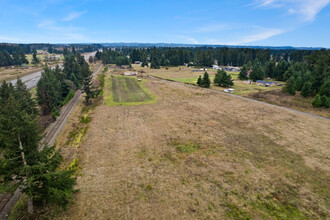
[99,46,317,69]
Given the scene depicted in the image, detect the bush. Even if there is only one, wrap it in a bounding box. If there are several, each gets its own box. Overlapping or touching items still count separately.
[61,90,75,106]
[51,107,60,120]
[312,94,322,108]
[321,95,330,108]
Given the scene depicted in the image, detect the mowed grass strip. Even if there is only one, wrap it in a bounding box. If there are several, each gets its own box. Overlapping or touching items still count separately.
[104,76,155,106]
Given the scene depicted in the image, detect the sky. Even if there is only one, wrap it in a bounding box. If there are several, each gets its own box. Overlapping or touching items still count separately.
[0,0,330,47]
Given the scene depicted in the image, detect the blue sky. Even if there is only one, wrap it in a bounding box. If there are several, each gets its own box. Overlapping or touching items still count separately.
[0,0,330,47]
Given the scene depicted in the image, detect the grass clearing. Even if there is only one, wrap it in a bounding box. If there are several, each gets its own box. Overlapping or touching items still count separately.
[103,75,155,106]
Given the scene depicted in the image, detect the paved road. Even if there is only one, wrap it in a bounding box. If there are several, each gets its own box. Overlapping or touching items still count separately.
[9,51,96,90]
[10,65,61,90]
[150,76,330,121]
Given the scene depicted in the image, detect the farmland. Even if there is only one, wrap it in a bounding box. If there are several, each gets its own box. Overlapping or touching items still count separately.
[133,65,283,96]
[58,72,330,219]
[133,65,329,118]
[104,75,154,106]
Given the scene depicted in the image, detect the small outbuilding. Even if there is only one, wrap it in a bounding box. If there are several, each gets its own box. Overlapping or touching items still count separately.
[256,80,282,87]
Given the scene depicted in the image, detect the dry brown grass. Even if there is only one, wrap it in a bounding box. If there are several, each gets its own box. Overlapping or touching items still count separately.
[0,66,45,82]
[247,89,330,118]
[59,76,330,219]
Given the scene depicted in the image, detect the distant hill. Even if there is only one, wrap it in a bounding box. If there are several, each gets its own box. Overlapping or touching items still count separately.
[99,42,325,50]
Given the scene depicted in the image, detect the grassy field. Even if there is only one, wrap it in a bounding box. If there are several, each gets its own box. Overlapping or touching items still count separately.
[132,65,329,118]
[59,76,330,219]
[133,65,283,96]
[104,75,154,106]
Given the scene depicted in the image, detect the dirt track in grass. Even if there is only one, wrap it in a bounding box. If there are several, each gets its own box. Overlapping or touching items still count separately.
[61,77,330,219]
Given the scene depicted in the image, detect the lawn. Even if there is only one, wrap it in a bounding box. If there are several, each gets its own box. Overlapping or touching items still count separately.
[103,75,155,106]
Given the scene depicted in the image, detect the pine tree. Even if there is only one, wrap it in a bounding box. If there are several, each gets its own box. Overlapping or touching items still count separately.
[295,76,303,91]
[81,62,94,104]
[214,69,234,87]
[250,64,264,82]
[238,64,249,80]
[312,94,322,107]
[37,66,62,114]
[197,75,202,85]
[285,76,296,95]
[301,81,312,97]
[0,82,77,211]
[202,72,211,88]
[32,50,40,64]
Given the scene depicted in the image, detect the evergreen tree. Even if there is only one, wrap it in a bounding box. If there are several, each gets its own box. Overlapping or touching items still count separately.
[150,47,160,69]
[285,76,296,95]
[301,81,312,97]
[81,63,94,104]
[238,64,249,80]
[37,66,62,114]
[201,72,211,88]
[250,64,264,82]
[32,50,40,64]
[312,94,322,107]
[295,76,303,91]
[197,75,202,85]
[0,83,77,211]
[214,69,234,87]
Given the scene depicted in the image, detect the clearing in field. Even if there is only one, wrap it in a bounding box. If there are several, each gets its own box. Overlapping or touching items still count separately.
[103,76,154,106]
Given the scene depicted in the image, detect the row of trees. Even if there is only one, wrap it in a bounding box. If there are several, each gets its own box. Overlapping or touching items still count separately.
[37,52,96,117]
[0,80,77,212]
[112,46,315,67]
[96,48,130,66]
[0,50,29,66]
[197,70,234,88]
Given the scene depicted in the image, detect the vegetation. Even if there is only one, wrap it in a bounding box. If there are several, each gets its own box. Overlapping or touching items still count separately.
[0,80,77,212]
[197,72,211,88]
[104,76,154,106]
[214,69,234,87]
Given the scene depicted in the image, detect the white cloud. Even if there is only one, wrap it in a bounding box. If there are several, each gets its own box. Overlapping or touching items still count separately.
[254,0,330,22]
[62,10,87,21]
[229,28,285,45]
[38,20,81,32]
